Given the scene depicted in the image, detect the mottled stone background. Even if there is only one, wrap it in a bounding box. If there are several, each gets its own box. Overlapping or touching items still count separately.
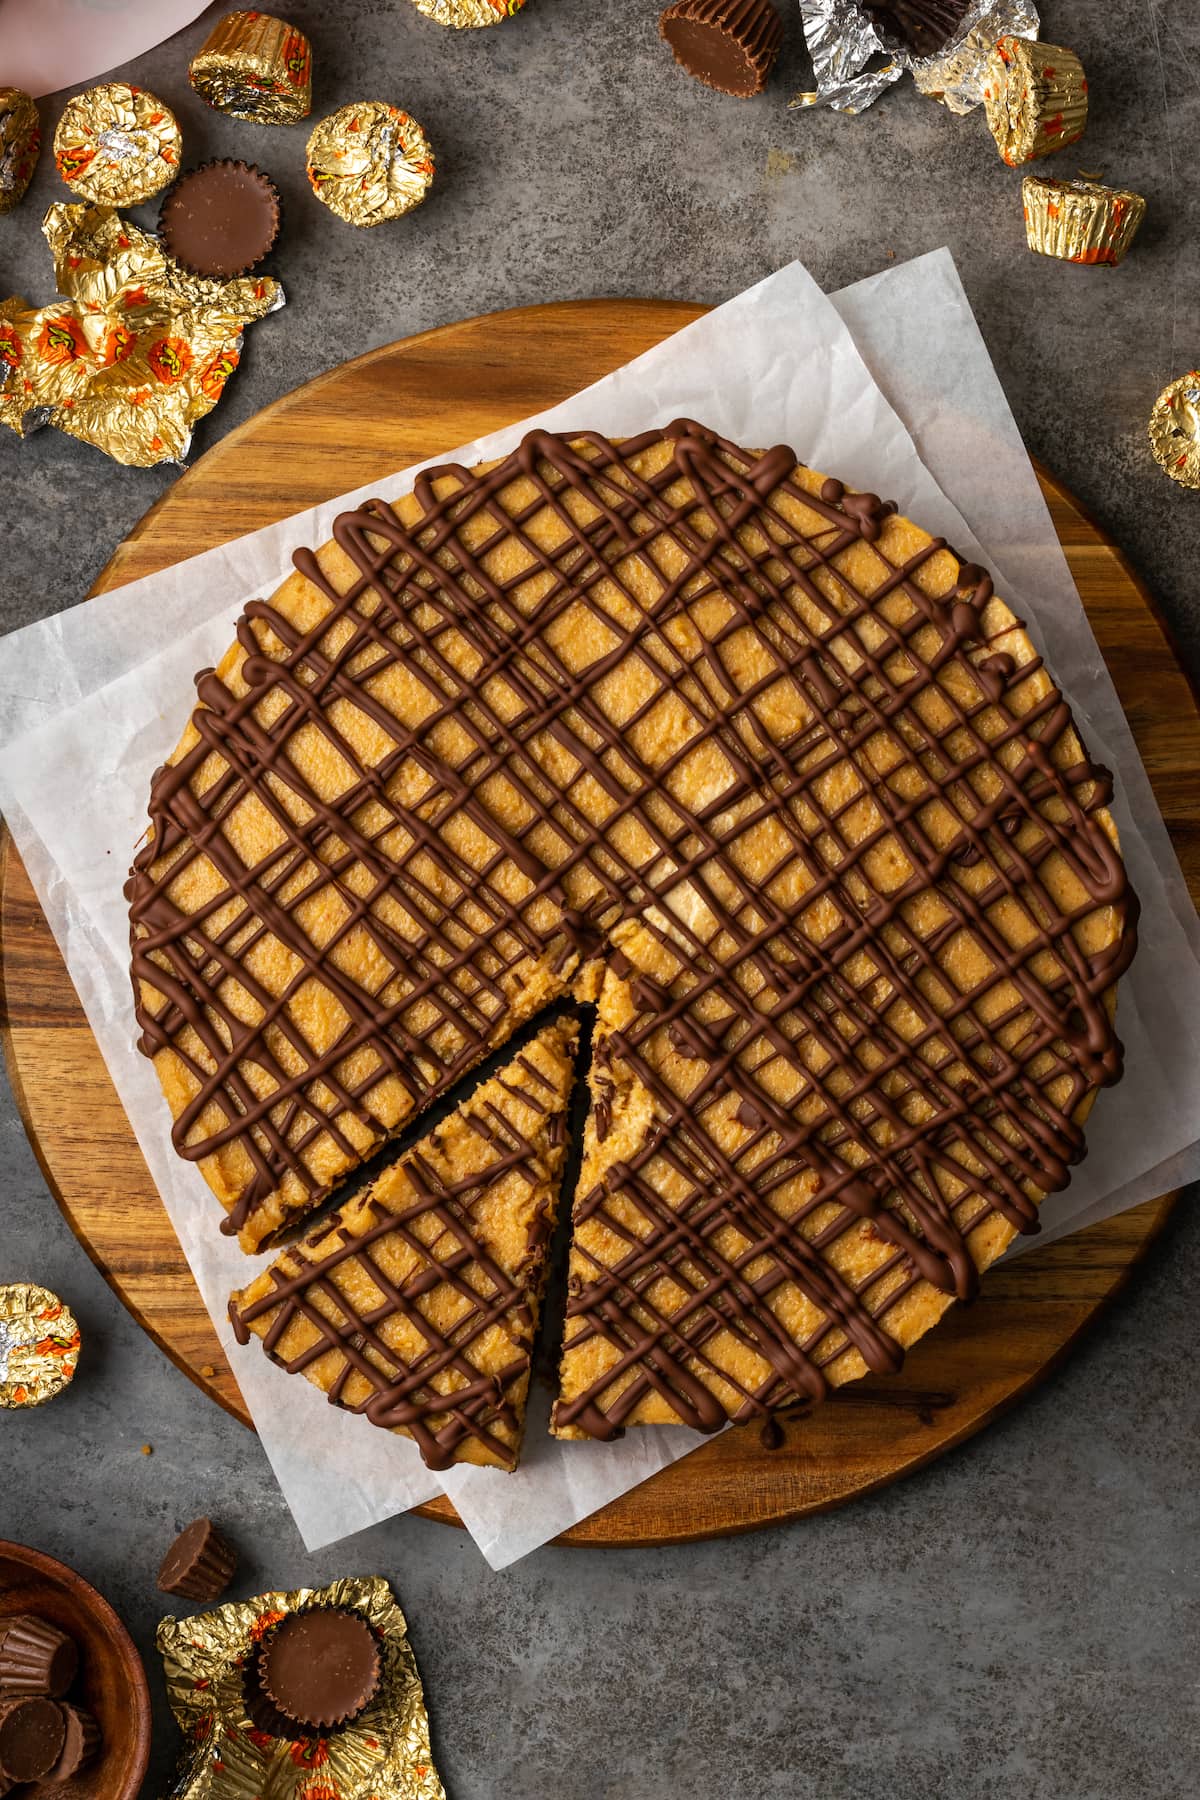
[2,4,1197,1796]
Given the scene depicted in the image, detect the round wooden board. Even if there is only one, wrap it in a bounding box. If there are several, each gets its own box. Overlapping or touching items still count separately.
[2,299,1197,1548]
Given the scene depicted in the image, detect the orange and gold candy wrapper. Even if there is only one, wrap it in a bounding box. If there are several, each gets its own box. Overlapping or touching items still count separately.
[0,1285,80,1410]
[1022,174,1146,267]
[306,103,435,227]
[0,204,283,466]
[159,1577,446,1800]
[408,0,526,25]
[189,12,313,124]
[0,89,41,215]
[983,37,1088,167]
[54,83,181,205]
[1149,372,1200,492]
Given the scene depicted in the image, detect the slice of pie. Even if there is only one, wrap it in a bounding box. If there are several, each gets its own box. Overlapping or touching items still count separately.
[136,421,1135,1444]
[227,1018,577,1471]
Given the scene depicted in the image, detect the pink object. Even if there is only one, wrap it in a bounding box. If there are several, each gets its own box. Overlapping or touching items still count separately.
[0,0,211,99]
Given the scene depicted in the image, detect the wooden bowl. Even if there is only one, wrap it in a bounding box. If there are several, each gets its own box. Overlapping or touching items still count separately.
[0,1541,151,1800]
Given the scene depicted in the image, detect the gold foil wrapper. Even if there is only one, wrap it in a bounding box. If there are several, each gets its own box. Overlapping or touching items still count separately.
[983,36,1088,166]
[306,104,435,227]
[0,203,284,466]
[0,1285,80,1409]
[0,89,41,216]
[1149,372,1200,491]
[158,1578,446,1800]
[409,0,526,25]
[189,12,313,124]
[1022,174,1146,266]
[54,83,181,205]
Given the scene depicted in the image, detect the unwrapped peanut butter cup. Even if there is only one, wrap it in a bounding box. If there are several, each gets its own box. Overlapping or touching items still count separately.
[863,0,968,56]
[159,161,281,279]
[158,1517,238,1603]
[659,0,783,97]
[42,1705,100,1784]
[257,1608,381,1732]
[0,1697,66,1783]
[0,1615,78,1698]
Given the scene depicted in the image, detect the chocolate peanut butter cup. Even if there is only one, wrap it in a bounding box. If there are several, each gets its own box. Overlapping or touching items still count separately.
[0,1697,66,1783]
[158,1517,238,1602]
[659,0,783,97]
[42,1705,100,1785]
[0,1616,78,1698]
[258,1609,381,1732]
[159,160,281,279]
[863,0,968,56]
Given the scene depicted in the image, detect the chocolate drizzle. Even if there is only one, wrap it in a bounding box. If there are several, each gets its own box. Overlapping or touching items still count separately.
[132,421,1135,1439]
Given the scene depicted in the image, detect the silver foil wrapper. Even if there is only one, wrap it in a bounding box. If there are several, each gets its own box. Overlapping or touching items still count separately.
[792,0,1040,114]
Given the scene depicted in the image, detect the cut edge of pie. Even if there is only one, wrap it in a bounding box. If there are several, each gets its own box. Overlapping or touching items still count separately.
[227,1016,578,1471]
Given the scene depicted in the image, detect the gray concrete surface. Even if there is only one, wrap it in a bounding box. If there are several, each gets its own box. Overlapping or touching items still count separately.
[2,3,1198,1796]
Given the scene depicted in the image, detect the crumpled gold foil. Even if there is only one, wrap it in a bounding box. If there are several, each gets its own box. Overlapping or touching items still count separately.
[53,82,181,205]
[409,0,526,24]
[0,203,284,466]
[1022,173,1146,266]
[0,1285,80,1409]
[158,1577,446,1800]
[1149,372,1200,491]
[306,103,435,227]
[189,12,313,125]
[0,89,41,216]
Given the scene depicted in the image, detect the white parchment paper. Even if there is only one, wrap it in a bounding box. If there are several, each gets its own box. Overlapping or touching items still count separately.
[1,251,1196,1569]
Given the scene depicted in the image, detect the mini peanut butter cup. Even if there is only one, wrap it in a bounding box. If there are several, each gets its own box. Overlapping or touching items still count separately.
[863,0,968,55]
[42,1705,100,1785]
[0,1616,78,1698]
[257,1608,381,1732]
[0,1697,66,1783]
[159,159,281,279]
[659,0,783,96]
[158,1517,238,1603]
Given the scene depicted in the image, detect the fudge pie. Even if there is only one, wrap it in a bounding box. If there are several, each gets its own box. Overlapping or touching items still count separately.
[228,1019,577,1470]
[133,421,1134,1445]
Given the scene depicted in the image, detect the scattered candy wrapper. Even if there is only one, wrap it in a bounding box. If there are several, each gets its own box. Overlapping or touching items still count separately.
[0,1284,80,1409]
[0,204,284,467]
[792,0,1039,114]
[158,1577,446,1800]
[1148,372,1200,490]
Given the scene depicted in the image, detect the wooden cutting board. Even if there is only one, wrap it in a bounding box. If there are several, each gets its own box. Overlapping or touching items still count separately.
[2,299,1197,1548]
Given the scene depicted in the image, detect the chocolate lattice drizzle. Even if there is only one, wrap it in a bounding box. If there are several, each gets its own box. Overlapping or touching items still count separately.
[132,422,1135,1435]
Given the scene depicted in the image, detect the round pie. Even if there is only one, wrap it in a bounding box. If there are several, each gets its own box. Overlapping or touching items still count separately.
[129,422,1135,1443]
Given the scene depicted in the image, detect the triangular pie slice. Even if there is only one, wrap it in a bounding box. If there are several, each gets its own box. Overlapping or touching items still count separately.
[227,1018,577,1471]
